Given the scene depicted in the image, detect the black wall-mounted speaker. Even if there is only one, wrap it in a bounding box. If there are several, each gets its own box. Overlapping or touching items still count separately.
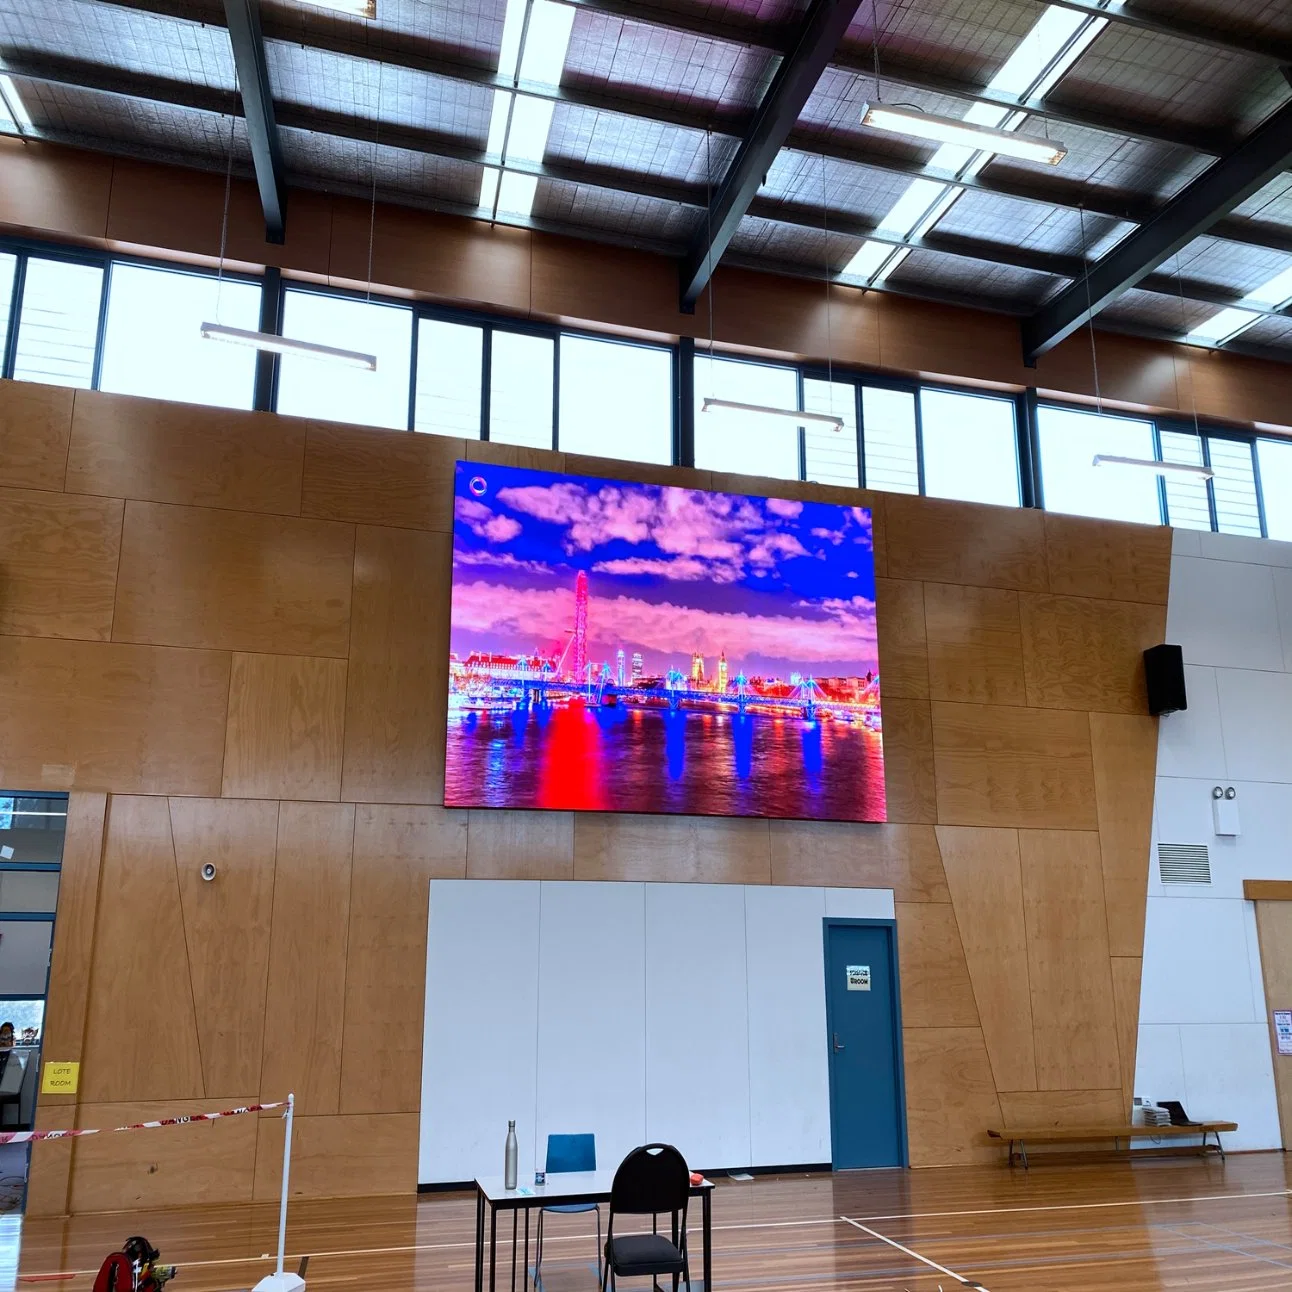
[1144,644,1187,716]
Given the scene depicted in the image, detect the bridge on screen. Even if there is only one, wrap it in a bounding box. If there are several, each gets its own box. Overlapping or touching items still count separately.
[453,662,878,723]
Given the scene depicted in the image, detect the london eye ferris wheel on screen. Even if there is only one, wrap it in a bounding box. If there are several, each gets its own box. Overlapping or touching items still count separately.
[445,461,885,823]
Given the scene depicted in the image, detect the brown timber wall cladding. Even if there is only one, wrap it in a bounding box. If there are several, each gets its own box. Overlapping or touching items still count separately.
[0,378,1165,1212]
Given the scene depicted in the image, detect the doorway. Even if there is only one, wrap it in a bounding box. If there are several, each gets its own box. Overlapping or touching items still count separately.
[0,792,66,1215]
[823,918,907,1169]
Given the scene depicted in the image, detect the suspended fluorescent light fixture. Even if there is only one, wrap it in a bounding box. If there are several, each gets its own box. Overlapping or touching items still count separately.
[297,0,376,16]
[859,103,1067,166]
[701,398,844,432]
[1093,454,1213,479]
[201,323,378,371]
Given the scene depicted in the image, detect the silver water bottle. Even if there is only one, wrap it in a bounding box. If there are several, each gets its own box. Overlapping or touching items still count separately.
[504,1120,518,1190]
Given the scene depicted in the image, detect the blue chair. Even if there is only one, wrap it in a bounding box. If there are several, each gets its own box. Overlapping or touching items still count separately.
[536,1133,601,1282]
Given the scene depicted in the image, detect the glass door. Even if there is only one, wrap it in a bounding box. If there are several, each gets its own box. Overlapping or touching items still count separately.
[0,793,66,1215]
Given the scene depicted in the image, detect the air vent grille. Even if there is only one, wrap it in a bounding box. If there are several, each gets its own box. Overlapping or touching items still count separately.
[1158,842,1211,885]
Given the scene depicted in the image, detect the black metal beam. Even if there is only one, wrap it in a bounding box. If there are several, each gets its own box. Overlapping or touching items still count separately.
[1022,98,1292,361]
[222,0,286,243]
[677,0,861,311]
[17,51,1292,325]
[1042,0,1292,66]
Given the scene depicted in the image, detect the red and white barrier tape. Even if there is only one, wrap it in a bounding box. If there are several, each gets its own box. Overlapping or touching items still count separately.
[0,1100,287,1145]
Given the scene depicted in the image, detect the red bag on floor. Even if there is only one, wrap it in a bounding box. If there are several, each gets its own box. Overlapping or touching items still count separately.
[92,1253,135,1292]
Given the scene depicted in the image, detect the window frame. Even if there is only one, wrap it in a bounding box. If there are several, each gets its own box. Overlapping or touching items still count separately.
[916,382,1024,508]
[3,229,1292,544]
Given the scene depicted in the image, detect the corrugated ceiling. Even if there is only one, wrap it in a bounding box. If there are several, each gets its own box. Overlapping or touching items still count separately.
[3,0,1292,361]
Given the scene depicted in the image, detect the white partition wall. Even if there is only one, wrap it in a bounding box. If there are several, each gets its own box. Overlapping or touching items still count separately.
[419,880,894,1184]
[535,883,647,1176]
[422,881,542,1183]
[1136,529,1292,1150]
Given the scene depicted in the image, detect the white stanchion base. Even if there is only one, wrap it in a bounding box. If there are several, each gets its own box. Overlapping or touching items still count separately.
[252,1273,306,1292]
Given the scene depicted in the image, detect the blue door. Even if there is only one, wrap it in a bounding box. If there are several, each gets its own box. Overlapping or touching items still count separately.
[824,919,906,1169]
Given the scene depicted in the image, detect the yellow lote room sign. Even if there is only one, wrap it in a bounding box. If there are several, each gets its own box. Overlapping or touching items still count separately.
[41,1062,79,1095]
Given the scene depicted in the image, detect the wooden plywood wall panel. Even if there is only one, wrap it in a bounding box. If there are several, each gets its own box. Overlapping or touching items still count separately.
[113,501,354,656]
[254,1112,419,1200]
[340,806,459,1114]
[466,809,574,879]
[931,702,1098,830]
[464,439,566,473]
[0,138,112,240]
[879,697,938,824]
[65,391,306,515]
[1253,900,1292,1149]
[1019,829,1122,1092]
[301,423,463,532]
[895,902,980,1029]
[24,1103,77,1218]
[1020,593,1164,714]
[565,455,713,492]
[573,814,772,884]
[902,1028,1003,1166]
[0,487,123,639]
[997,1089,1127,1128]
[170,798,279,1098]
[0,378,1171,1193]
[332,198,530,314]
[35,791,106,1072]
[936,825,1037,1093]
[1043,513,1172,605]
[1110,956,1142,1117]
[342,526,449,805]
[80,796,205,1103]
[1090,713,1158,959]
[885,496,1048,592]
[875,578,929,700]
[769,821,949,900]
[68,1099,258,1212]
[28,792,108,1216]
[923,583,1026,706]
[0,636,229,794]
[260,803,355,1115]
[222,653,347,801]
[0,378,74,490]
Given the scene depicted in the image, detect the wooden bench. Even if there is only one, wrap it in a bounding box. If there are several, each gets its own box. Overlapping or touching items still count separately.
[988,1121,1238,1168]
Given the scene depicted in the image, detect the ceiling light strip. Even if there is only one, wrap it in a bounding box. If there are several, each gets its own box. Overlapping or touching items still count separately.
[297,0,376,16]
[701,398,845,431]
[1092,454,1214,479]
[860,103,1067,165]
[200,324,378,370]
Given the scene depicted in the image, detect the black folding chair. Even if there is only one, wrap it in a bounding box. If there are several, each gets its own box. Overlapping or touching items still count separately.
[601,1144,691,1292]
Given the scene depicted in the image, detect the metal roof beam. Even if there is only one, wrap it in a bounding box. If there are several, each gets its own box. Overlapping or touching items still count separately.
[1042,0,1292,66]
[1022,98,1292,361]
[86,0,1242,160]
[16,52,1292,322]
[678,0,862,310]
[222,0,286,242]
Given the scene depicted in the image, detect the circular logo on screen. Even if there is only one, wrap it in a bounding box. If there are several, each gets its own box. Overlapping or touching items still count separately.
[468,475,488,497]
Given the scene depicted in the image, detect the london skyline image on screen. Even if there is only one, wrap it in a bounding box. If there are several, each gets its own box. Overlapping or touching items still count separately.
[445,462,885,822]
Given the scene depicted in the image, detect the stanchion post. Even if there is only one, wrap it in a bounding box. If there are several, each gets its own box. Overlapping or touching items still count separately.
[253,1095,305,1292]
[278,1092,294,1276]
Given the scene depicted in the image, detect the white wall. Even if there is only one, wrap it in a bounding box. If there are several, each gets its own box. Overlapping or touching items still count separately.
[418,879,893,1184]
[1138,528,1292,1149]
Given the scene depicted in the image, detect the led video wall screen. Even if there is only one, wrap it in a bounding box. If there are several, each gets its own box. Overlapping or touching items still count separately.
[445,462,886,823]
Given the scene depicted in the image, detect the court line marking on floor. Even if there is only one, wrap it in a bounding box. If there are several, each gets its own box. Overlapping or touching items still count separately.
[847,1187,1292,1224]
[19,1189,1292,1282]
[841,1216,988,1290]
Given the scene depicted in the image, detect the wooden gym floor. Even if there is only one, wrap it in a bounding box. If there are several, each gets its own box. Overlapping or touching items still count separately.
[10,1154,1292,1292]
